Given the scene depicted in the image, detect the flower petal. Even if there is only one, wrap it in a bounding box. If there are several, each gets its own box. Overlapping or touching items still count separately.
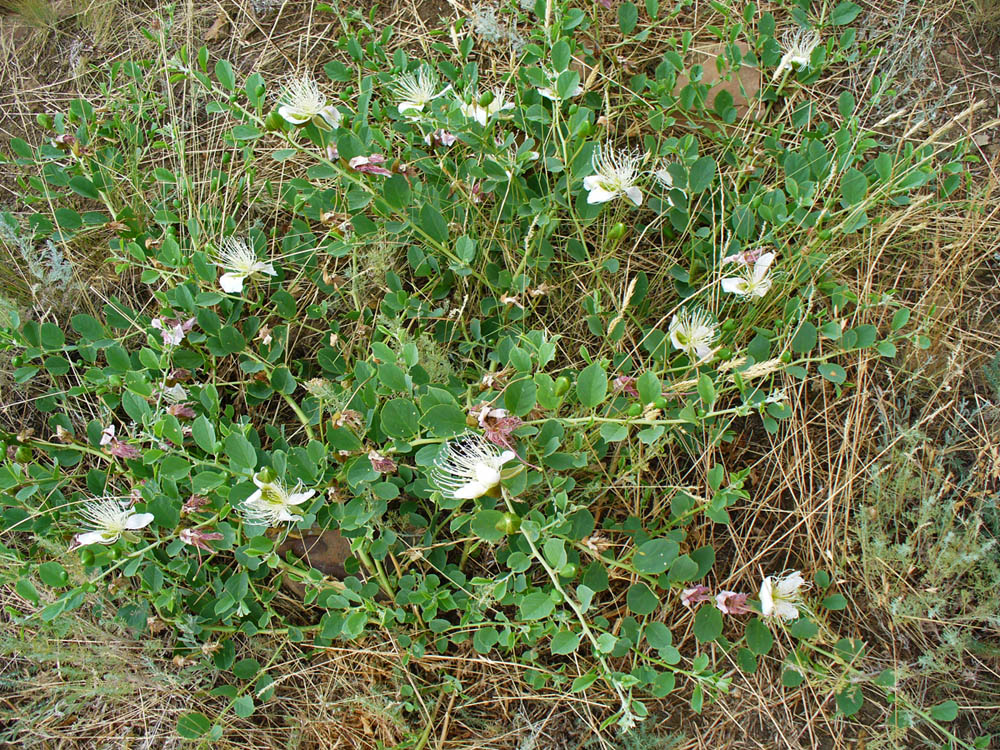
[497,450,517,465]
[220,272,245,294]
[721,277,748,295]
[398,100,423,113]
[585,184,617,204]
[751,278,773,297]
[452,481,488,500]
[124,512,155,530]
[624,186,643,207]
[754,252,776,275]
[759,577,775,617]
[286,490,316,506]
[77,530,116,546]
[318,105,342,128]
[278,105,311,125]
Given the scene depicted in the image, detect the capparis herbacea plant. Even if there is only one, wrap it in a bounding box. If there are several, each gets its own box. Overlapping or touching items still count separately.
[0,0,969,740]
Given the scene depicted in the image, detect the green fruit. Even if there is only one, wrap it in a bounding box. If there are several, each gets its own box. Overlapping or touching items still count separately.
[79,548,95,566]
[554,376,571,396]
[495,512,521,535]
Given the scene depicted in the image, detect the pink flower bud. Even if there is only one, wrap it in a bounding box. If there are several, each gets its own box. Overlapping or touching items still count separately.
[680,584,711,608]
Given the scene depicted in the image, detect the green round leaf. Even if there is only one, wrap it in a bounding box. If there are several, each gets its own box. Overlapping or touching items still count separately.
[550,629,581,655]
[471,510,505,543]
[693,605,723,643]
[626,582,659,615]
[380,398,419,438]
[745,617,774,655]
[633,539,679,575]
[519,592,555,620]
[176,712,213,739]
[576,362,608,408]
[929,700,958,722]
[818,363,847,384]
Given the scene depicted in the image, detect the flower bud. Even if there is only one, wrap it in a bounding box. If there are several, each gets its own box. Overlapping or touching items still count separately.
[554,376,571,396]
[608,222,626,241]
[495,512,521,535]
[478,90,495,107]
[264,110,285,131]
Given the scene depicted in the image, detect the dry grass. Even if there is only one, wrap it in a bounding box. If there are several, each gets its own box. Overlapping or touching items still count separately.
[1,0,999,747]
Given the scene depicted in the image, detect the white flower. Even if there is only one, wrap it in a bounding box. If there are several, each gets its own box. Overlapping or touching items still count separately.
[759,570,807,621]
[277,76,342,128]
[73,497,154,546]
[774,28,821,79]
[459,86,516,127]
[583,145,643,206]
[215,237,277,294]
[721,251,775,299]
[538,69,584,101]
[430,434,516,500]
[669,308,717,362]
[394,66,449,115]
[242,471,316,526]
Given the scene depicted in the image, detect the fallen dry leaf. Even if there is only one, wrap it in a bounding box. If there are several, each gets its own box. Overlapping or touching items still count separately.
[204,14,228,42]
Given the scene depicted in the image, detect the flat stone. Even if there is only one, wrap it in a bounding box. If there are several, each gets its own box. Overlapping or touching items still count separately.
[673,41,761,118]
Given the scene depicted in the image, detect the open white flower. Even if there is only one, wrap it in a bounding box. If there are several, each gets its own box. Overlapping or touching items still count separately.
[759,570,807,621]
[459,86,516,127]
[669,308,717,362]
[73,497,154,547]
[774,28,821,79]
[394,66,449,115]
[277,76,342,128]
[431,434,516,500]
[242,471,316,526]
[721,251,775,299]
[583,145,643,206]
[215,237,277,294]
